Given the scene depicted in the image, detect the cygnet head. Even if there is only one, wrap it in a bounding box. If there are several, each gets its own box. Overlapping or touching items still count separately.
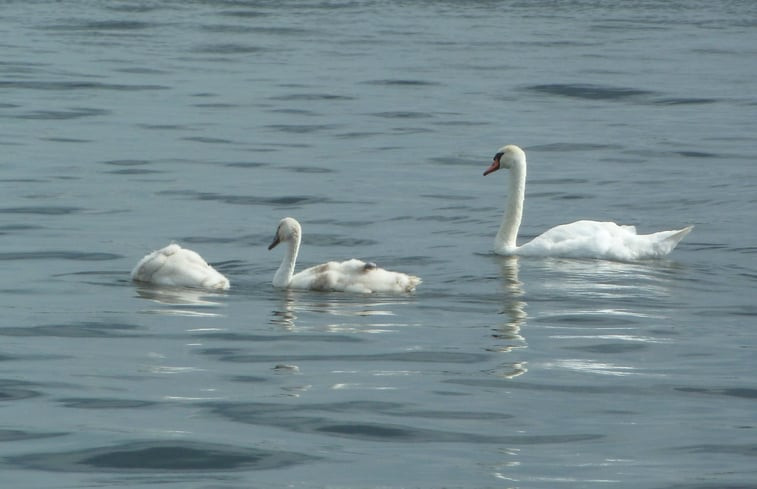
[268,217,301,250]
[483,145,526,176]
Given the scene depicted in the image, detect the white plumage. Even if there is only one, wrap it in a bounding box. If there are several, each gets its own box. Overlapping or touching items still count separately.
[268,217,421,293]
[483,145,693,261]
[131,243,230,290]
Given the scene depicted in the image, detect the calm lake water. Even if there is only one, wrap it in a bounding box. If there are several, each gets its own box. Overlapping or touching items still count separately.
[1,1,756,488]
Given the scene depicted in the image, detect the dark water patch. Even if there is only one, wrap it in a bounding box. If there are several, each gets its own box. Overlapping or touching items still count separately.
[106,168,162,175]
[269,93,355,101]
[565,343,649,354]
[658,484,757,489]
[106,3,166,13]
[136,123,188,130]
[675,387,757,400]
[525,83,655,101]
[0,224,43,234]
[280,165,335,174]
[200,349,489,364]
[207,402,589,444]
[654,97,720,106]
[43,20,157,31]
[675,150,717,158]
[200,23,260,34]
[42,137,92,143]
[0,322,143,338]
[224,161,268,169]
[218,9,270,19]
[102,159,156,170]
[6,440,316,473]
[268,107,320,116]
[116,66,169,75]
[191,331,362,344]
[371,111,433,119]
[266,123,341,134]
[181,136,235,144]
[0,251,121,261]
[389,126,434,135]
[536,312,638,326]
[14,107,110,120]
[445,378,644,395]
[192,43,265,55]
[363,79,440,87]
[192,102,238,109]
[0,379,42,401]
[335,131,383,139]
[0,80,166,91]
[0,429,67,442]
[228,375,268,383]
[676,443,757,457]
[58,398,159,409]
[160,190,334,207]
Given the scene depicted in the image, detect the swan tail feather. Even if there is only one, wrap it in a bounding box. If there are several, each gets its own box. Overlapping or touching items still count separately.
[649,225,693,257]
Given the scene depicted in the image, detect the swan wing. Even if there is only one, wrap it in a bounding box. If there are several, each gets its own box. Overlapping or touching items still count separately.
[517,220,692,260]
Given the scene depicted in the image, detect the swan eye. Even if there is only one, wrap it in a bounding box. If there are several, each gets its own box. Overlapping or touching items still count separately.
[493,152,504,162]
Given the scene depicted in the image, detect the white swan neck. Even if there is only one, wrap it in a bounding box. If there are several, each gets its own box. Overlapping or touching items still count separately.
[273,233,300,287]
[495,159,526,253]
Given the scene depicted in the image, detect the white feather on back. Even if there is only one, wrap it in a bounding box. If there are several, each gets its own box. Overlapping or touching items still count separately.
[131,244,230,290]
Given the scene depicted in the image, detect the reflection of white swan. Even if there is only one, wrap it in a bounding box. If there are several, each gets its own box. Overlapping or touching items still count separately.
[268,217,421,293]
[483,145,693,260]
[491,256,527,378]
[131,244,230,290]
[498,256,527,340]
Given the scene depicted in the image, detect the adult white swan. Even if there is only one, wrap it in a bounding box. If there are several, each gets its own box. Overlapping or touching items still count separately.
[268,217,421,293]
[483,145,693,260]
[131,243,230,290]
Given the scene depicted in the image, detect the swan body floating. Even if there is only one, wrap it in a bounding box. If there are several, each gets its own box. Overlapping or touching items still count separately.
[268,217,421,293]
[483,145,693,261]
[131,243,230,290]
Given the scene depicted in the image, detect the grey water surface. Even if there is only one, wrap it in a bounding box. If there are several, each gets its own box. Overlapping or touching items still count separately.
[1,1,756,488]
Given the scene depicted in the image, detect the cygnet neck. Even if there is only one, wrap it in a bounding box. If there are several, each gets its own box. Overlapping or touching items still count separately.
[273,232,301,287]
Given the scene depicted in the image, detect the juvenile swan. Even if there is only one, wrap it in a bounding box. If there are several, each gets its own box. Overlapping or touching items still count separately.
[131,243,230,290]
[268,217,421,293]
[483,145,693,260]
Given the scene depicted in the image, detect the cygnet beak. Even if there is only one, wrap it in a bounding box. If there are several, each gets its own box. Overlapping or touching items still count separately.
[268,235,281,250]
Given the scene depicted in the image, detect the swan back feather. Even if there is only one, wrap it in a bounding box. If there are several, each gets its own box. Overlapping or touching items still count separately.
[131,243,230,290]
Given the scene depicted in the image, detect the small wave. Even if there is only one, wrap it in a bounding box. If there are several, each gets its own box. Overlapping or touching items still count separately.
[0,80,167,91]
[0,251,121,261]
[525,83,655,101]
[7,440,316,472]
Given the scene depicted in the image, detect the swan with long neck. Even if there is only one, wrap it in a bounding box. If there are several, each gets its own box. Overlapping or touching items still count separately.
[268,217,421,293]
[483,145,693,260]
[131,243,230,290]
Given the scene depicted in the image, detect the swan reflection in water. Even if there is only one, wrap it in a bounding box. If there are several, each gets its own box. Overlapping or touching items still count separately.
[270,288,416,333]
[134,284,227,317]
[491,256,528,379]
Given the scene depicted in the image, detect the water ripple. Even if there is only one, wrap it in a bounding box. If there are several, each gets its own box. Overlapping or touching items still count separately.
[0,322,143,338]
[6,440,316,473]
[0,430,66,442]
[207,402,600,444]
[0,251,121,261]
[525,83,656,100]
